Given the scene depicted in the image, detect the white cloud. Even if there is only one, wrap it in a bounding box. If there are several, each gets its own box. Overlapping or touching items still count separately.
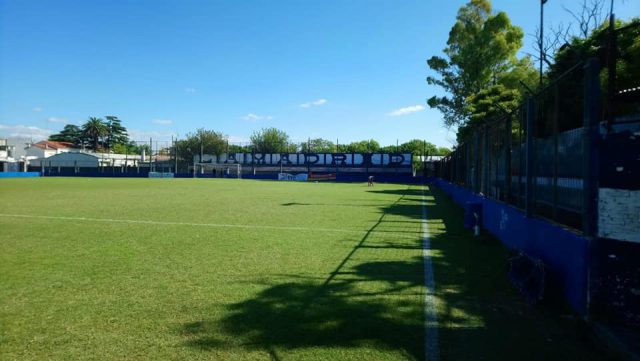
[47,117,68,123]
[152,119,173,125]
[242,113,274,121]
[300,98,327,108]
[387,104,425,117]
[184,87,197,93]
[0,124,52,140]
[32,107,43,112]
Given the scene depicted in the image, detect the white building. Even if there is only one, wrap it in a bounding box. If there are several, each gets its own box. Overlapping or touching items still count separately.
[0,139,19,172]
[33,151,144,169]
[0,139,11,159]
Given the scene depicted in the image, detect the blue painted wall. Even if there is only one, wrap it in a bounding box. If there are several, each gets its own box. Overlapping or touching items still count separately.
[0,172,40,178]
[432,178,588,315]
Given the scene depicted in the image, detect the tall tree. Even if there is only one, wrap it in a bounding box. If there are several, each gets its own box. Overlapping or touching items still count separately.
[426,0,524,128]
[341,140,380,153]
[48,124,82,145]
[250,128,294,153]
[437,147,452,156]
[228,144,253,153]
[300,138,335,153]
[176,129,227,163]
[398,139,438,156]
[104,116,129,150]
[82,117,108,150]
[457,83,521,142]
[546,17,640,129]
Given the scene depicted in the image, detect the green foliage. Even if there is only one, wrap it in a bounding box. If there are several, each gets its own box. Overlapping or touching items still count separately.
[544,17,640,129]
[332,139,448,156]
[497,56,537,95]
[250,128,295,153]
[437,147,452,156]
[104,116,129,149]
[228,144,252,153]
[82,117,108,151]
[559,17,640,98]
[457,83,520,143]
[176,128,227,163]
[49,116,131,151]
[112,141,146,155]
[300,138,335,153]
[398,139,437,156]
[340,139,380,153]
[614,19,640,92]
[467,84,520,122]
[48,124,82,145]
[427,0,524,128]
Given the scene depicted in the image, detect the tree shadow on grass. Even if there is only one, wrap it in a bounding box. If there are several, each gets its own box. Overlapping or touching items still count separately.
[186,279,425,357]
[182,187,429,359]
[180,185,606,360]
[181,260,428,358]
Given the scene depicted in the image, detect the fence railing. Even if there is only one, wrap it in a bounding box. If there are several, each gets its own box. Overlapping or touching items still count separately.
[436,59,603,233]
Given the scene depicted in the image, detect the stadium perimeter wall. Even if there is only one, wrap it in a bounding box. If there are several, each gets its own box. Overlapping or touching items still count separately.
[0,172,40,178]
[431,178,588,316]
[32,169,426,183]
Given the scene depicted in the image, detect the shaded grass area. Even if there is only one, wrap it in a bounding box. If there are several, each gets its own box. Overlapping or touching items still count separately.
[426,186,605,360]
[0,178,607,360]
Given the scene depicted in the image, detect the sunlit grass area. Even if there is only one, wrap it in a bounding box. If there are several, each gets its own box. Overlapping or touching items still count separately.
[1,178,426,360]
[0,178,603,360]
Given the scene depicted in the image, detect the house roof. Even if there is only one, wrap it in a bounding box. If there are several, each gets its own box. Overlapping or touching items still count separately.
[32,140,76,150]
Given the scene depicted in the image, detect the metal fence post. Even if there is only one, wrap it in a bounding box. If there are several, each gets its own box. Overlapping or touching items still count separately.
[553,85,560,222]
[483,124,489,196]
[583,57,601,319]
[583,58,601,238]
[525,97,536,218]
[474,130,481,193]
[505,115,512,203]
[462,142,467,187]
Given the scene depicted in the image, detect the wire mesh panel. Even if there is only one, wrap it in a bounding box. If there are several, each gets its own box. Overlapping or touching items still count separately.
[436,59,599,232]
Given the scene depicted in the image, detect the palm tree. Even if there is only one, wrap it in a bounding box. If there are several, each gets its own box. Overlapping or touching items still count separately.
[82,117,107,151]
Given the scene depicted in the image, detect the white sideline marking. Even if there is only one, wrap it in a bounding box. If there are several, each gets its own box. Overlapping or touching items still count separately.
[421,187,439,361]
[0,213,418,239]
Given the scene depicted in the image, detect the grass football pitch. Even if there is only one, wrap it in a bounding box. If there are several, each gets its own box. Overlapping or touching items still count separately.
[1,178,603,360]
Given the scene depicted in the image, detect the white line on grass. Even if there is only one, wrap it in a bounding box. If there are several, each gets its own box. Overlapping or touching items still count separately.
[0,213,419,239]
[421,186,439,361]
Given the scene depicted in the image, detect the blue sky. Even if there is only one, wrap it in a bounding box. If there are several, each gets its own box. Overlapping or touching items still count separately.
[0,0,637,147]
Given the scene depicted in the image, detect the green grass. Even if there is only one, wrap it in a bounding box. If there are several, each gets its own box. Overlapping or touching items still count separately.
[0,178,604,360]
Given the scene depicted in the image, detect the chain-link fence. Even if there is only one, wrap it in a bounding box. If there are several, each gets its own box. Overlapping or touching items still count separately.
[436,17,639,233]
[32,136,441,177]
[436,59,602,232]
